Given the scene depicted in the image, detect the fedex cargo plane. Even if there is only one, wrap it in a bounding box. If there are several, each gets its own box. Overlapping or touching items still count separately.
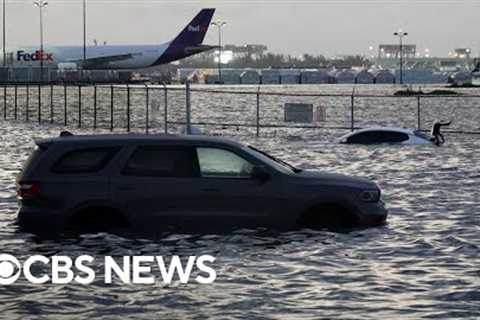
[9,8,216,70]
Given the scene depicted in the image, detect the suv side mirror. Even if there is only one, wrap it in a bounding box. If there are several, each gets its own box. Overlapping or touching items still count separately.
[251,165,270,181]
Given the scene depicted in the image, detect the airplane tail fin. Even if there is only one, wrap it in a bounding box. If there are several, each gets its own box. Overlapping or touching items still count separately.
[152,9,216,66]
[170,8,215,47]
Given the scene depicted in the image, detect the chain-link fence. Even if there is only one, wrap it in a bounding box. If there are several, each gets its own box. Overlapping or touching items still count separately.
[1,84,479,138]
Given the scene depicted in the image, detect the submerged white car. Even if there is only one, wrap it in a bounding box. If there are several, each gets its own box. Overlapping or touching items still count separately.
[339,127,432,145]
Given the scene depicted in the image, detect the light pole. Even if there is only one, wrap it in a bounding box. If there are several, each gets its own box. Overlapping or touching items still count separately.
[83,0,86,64]
[82,0,86,80]
[34,0,48,82]
[211,21,226,84]
[394,30,408,85]
[2,0,6,67]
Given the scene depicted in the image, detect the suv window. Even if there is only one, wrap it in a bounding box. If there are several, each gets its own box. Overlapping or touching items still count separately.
[123,146,198,177]
[347,131,409,144]
[52,147,119,174]
[197,147,254,178]
[384,131,409,143]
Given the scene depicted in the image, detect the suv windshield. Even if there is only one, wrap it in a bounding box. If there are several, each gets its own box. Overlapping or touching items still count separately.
[246,146,302,173]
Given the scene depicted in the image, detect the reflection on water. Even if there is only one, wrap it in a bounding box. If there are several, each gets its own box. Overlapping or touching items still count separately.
[0,86,479,319]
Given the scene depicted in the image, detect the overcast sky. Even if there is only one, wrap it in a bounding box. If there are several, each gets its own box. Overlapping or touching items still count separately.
[5,0,480,57]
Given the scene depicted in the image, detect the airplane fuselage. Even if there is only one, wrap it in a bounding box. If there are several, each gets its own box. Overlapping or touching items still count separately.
[9,43,170,69]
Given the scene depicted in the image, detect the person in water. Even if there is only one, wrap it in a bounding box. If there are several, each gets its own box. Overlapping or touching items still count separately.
[430,120,451,146]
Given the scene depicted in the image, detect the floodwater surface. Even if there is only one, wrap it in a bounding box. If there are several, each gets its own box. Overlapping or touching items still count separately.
[0,85,479,319]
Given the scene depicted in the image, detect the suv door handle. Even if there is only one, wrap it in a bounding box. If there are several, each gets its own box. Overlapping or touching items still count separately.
[116,184,136,191]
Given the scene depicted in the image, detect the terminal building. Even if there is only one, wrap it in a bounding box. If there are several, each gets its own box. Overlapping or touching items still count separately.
[452,48,472,59]
[222,44,268,60]
[378,44,417,59]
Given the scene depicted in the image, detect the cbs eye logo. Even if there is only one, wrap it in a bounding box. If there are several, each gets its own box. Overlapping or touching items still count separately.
[0,254,21,285]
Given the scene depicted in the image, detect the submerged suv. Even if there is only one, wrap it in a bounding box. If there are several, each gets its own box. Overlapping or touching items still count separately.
[17,133,388,231]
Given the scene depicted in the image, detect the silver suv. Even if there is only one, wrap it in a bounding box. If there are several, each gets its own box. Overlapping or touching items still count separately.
[17,133,388,231]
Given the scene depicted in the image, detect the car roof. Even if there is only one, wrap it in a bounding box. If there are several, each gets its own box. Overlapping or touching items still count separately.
[36,133,246,149]
[340,127,416,139]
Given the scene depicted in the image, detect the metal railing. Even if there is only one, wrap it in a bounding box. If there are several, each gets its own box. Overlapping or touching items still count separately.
[1,83,480,136]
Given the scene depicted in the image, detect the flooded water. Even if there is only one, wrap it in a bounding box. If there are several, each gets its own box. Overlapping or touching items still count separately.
[0,85,479,319]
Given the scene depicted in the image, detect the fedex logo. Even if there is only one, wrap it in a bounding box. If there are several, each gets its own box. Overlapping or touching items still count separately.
[188,25,207,32]
[17,50,54,62]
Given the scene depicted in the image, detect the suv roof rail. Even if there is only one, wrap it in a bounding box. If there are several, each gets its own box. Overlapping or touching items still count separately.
[60,131,74,137]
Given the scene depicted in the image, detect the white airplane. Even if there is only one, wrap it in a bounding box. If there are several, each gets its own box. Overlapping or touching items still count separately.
[7,8,216,70]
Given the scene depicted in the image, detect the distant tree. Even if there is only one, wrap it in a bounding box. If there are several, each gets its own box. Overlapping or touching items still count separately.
[176,51,371,70]
[330,55,372,68]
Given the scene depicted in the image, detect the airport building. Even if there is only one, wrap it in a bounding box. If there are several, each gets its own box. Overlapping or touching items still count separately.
[452,48,472,59]
[378,44,417,59]
[176,65,480,85]
[222,44,268,60]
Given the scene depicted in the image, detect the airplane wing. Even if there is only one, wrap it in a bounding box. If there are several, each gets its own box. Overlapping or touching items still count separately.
[72,46,214,69]
[70,53,135,68]
[184,45,218,55]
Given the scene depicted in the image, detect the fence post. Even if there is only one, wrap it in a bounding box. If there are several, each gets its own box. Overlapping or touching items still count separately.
[38,85,41,124]
[185,81,191,135]
[350,91,355,131]
[256,86,261,137]
[3,86,6,120]
[50,85,54,124]
[145,85,149,134]
[93,85,97,130]
[26,85,30,121]
[163,83,168,134]
[126,85,130,132]
[78,85,82,128]
[417,95,421,130]
[64,84,67,126]
[14,84,17,120]
[110,85,114,131]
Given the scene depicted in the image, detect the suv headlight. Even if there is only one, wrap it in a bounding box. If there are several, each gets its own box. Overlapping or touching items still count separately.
[360,189,380,202]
